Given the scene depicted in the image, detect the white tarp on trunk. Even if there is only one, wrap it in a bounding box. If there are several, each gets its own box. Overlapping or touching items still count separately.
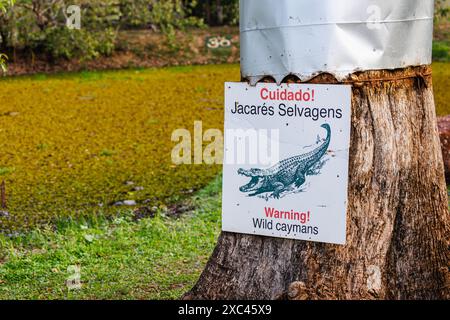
[240,0,434,84]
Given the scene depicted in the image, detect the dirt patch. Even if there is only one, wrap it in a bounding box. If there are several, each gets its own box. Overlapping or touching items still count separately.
[132,202,195,221]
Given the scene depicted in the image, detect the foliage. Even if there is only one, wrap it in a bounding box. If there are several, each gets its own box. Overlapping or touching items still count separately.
[0,0,206,60]
[435,0,449,21]
[0,0,14,11]
[43,28,116,60]
[149,0,203,47]
[2,0,446,61]
[0,64,238,232]
[0,0,118,60]
[191,0,239,26]
[78,0,122,30]
[119,0,203,29]
[117,0,204,48]
[0,175,222,299]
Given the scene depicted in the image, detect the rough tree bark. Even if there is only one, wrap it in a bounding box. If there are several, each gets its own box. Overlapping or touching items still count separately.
[183,65,450,300]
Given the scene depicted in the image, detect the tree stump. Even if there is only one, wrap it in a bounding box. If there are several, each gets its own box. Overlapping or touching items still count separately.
[183,65,450,300]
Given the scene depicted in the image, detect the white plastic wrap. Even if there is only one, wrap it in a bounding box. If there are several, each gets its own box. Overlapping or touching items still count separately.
[240,0,434,84]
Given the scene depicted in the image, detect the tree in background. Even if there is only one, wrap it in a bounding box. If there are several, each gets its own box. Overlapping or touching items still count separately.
[433,0,450,62]
[191,0,238,26]
[0,0,119,60]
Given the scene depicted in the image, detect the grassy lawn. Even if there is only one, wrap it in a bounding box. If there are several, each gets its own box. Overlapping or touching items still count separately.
[0,62,448,299]
[0,176,222,299]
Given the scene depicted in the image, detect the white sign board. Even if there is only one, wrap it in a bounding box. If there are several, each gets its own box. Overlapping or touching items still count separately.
[222,82,351,245]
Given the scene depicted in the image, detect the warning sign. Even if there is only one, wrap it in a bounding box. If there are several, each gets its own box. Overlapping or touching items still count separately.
[222,82,351,244]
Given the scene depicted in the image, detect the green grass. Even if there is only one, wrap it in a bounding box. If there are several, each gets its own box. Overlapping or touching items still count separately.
[0,175,222,299]
[433,41,450,62]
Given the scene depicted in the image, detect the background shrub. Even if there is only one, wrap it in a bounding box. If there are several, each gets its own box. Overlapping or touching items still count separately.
[0,0,208,60]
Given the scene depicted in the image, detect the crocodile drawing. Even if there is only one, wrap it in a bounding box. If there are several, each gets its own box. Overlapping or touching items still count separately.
[238,123,331,199]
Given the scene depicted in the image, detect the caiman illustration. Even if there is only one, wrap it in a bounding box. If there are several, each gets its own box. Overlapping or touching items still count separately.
[238,123,331,199]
